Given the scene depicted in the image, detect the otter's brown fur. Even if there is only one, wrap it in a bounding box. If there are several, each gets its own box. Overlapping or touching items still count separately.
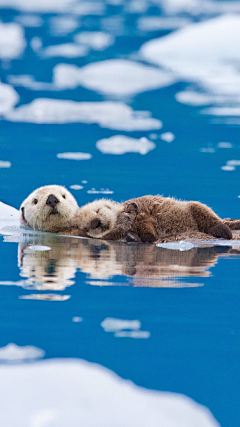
[76,195,237,243]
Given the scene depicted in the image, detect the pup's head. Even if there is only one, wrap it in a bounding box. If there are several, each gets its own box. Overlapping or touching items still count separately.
[76,199,121,238]
[20,185,79,232]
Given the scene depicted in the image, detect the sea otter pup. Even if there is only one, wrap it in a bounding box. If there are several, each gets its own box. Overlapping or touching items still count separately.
[20,185,79,232]
[74,196,240,242]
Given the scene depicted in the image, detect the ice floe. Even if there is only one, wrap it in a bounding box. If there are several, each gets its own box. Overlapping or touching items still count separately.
[14,14,43,27]
[0,22,26,60]
[43,43,88,58]
[7,75,54,91]
[221,160,240,172]
[53,59,176,96]
[96,135,156,155]
[157,241,198,251]
[160,132,175,142]
[0,358,220,427]
[4,98,162,131]
[0,0,78,13]
[0,82,19,114]
[57,152,92,160]
[70,185,83,190]
[87,188,114,194]
[141,15,240,113]
[138,16,191,31]
[0,343,44,363]
[49,15,79,35]
[0,161,11,168]
[101,317,150,339]
[74,31,114,50]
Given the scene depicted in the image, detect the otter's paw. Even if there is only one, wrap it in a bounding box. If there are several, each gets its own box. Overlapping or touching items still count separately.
[209,223,232,240]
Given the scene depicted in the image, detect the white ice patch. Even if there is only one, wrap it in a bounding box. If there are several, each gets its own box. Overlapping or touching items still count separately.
[141,15,240,113]
[4,98,161,131]
[43,43,88,58]
[156,241,197,251]
[0,343,44,363]
[0,22,26,60]
[8,75,54,91]
[14,14,43,27]
[0,82,19,114]
[96,135,156,155]
[0,161,11,168]
[53,60,176,96]
[221,159,240,171]
[49,15,79,35]
[101,318,141,332]
[70,185,83,190]
[87,189,114,194]
[0,201,19,222]
[74,31,114,50]
[115,330,150,339]
[160,132,175,142]
[0,0,78,13]
[138,16,191,31]
[57,152,92,160]
[0,358,220,427]
[218,142,232,149]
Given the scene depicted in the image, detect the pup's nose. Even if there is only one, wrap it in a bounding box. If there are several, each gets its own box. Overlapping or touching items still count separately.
[90,218,101,229]
[46,194,59,208]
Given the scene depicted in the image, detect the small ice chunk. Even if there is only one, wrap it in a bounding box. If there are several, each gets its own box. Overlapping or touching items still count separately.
[0,161,11,168]
[156,241,197,251]
[57,152,92,160]
[0,82,19,114]
[0,343,44,363]
[70,185,83,190]
[74,31,114,51]
[218,142,232,149]
[96,135,156,155]
[176,90,213,106]
[43,43,88,58]
[221,165,235,171]
[72,316,83,322]
[0,22,26,60]
[101,318,141,332]
[160,132,175,142]
[115,330,150,339]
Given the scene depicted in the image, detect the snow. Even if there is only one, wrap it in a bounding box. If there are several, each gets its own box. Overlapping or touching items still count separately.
[96,135,156,155]
[53,59,177,96]
[0,22,26,60]
[0,357,220,427]
[0,343,44,363]
[4,98,162,131]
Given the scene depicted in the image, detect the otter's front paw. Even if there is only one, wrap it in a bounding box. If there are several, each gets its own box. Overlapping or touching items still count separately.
[126,231,142,243]
[209,223,232,240]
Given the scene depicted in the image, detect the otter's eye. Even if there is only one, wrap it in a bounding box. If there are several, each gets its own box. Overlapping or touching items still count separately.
[62,194,66,199]
[33,199,38,205]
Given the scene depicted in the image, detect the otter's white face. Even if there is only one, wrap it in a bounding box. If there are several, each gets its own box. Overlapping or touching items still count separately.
[20,185,79,232]
[76,199,121,238]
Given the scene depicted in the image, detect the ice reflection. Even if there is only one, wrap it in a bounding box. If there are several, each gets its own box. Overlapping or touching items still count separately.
[17,233,240,291]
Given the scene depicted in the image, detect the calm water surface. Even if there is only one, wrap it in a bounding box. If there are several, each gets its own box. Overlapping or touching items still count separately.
[1,1,240,425]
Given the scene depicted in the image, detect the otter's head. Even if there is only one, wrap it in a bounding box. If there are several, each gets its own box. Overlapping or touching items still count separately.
[20,185,79,232]
[76,199,121,238]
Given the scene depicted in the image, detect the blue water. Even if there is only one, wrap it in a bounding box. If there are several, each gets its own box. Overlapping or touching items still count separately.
[1,2,240,426]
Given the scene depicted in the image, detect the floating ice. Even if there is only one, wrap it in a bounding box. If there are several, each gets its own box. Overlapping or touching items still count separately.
[0,82,19,114]
[57,152,92,160]
[87,189,114,194]
[0,161,11,168]
[0,22,26,60]
[218,142,232,149]
[160,132,175,143]
[0,343,44,363]
[156,241,197,251]
[72,316,83,322]
[0,359,220,427]
[175,90,214,106]
[7,75,54,91]
[141,15,240,112]
[221,159,240,171]
[53,60,176,96]
[101,318,141,332]
[4,98,162,131]
[0,201,19,224]
[43,43,88,58]
[70,185,83,190]
[138,16,191,31]
[96,135,156,155]
[74,31,114,50]
[115,330,150,339]
[20,294,71,301]
[0,0,78,13]
[15,14,43,27]
[49,15,79,35]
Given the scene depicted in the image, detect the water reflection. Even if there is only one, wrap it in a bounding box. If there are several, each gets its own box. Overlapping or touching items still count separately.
[16,233,240,290]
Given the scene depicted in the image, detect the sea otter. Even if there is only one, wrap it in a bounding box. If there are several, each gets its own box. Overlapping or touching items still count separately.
[74,196,240,242]
[20,185,80,233]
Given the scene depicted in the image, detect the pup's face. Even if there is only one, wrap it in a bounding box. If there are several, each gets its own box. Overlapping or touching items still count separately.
[20,185,79,232]
[76,199,121,238]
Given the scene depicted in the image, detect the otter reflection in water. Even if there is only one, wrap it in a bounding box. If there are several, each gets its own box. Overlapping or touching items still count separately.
[17,233,240,291]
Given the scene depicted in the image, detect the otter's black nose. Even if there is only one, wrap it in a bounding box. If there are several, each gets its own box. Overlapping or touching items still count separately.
[46,194,59,208]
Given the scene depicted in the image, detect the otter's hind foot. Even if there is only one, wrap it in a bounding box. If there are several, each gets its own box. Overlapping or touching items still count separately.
[209,223,232,240]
